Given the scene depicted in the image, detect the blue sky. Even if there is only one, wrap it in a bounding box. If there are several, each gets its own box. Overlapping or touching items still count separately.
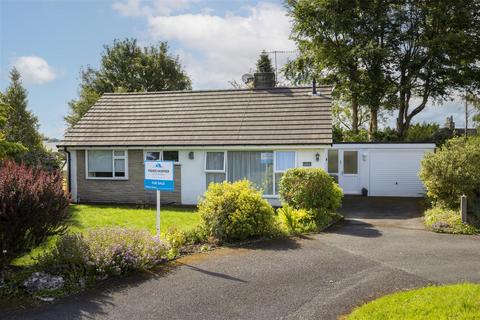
[0,0,473,139]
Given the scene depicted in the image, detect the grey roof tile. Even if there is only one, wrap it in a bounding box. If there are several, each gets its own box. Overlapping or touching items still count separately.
[59,86,332,147]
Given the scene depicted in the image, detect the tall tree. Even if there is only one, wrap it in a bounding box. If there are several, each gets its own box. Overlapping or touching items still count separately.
[285,0,480,138]
[389,1,480,137]
[2,69,44,157]
[285,0,390,134]
[66,38,192,128]
[0,100,26,160]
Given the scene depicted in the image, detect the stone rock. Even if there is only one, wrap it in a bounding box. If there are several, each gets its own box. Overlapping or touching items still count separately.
[37,296,55,302]
[23,272,64,293]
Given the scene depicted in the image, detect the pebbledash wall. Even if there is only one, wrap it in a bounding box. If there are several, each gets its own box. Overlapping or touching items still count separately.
[70,148,329,206]
[76,150,182,204]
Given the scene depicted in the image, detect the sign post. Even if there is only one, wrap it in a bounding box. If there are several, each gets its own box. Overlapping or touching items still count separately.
[144,161,174,238]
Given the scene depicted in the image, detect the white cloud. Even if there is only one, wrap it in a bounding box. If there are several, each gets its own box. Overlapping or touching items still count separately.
[149,3,295,88]
[113,0,200,17]
[12,56,57,85]
[114,1,295,89]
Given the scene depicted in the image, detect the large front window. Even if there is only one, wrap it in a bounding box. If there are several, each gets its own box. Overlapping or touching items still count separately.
[227,151,274,195]
[87,150,127,179]
[204,151,297,196]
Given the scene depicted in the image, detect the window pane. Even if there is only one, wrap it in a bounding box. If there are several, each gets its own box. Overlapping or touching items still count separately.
[114,159,125,177]
[328,149,338,173]
[275,172,284,195]
[275,151,295,171]
[114,150,125,157]
[88,151,112,172]
[146,151,160,161]
[206,172,226,187]
[163,151,179,162]
[88,150,113,177]
[227,151,273,195]
[344,151,358,174]
[206,152,224,171]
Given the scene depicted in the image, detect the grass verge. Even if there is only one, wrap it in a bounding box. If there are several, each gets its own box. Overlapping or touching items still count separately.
[347,283,480,319]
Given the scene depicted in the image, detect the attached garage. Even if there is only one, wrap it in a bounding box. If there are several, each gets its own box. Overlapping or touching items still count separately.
[330,143,436,197]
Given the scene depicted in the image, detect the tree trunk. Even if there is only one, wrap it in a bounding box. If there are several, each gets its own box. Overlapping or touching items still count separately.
[369,107,378,140]
[351,93,359,133]
[397,90,406,138]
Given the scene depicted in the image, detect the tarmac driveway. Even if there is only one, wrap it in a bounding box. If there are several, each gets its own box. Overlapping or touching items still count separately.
[3,197,480,320]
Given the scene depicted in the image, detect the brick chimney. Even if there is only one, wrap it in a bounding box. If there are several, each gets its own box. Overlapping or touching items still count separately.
[253,72,275,89]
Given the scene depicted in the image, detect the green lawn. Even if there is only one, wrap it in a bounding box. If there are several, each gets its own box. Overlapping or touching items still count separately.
[347,283,480,319]
[68,204,200,234]
[13,204,200,266]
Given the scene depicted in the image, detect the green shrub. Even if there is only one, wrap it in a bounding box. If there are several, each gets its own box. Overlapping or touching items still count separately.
[424,206,478,235]
[36,234,91,289]
[198,180,276,243]
[419,136,480,211]
[278,206,316,235]
[183,225,208,244]
[0,161,71,268]
[404,122,439,142]
[165,227,186,258]
[279,168,343,216]
[37,227,168,288]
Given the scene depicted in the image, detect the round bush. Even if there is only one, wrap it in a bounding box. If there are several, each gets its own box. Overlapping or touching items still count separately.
[198,180,276,243]
[279,168,343,214]
[419,136,480,210]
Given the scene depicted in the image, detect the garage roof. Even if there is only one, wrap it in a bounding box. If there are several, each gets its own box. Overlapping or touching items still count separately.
[59,86,332,147]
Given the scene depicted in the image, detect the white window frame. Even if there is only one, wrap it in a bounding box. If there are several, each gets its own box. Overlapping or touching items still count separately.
[85,149,129,180]
[204,151,227,173]
[272,150,297,196]
[143,150,180,163]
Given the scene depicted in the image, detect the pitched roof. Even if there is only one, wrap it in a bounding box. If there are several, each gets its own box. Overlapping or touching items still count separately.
[59,86,332,147]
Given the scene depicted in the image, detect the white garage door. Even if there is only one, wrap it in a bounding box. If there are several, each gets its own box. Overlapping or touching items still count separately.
[369,150,426,197]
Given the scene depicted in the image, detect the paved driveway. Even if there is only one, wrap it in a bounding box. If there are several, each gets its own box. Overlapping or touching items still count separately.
[3,197,480,320]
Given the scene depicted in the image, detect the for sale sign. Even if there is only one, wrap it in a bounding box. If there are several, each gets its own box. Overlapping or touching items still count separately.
[144,161,174,191]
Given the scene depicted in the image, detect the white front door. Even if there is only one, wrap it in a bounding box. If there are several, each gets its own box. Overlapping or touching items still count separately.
[338,150,360,194]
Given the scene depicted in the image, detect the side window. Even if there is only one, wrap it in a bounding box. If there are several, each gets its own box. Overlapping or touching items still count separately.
[146,151,161,161]
[145,151,178,162]
[163,151,179,162]
[343,151,358,175]
[328,149,339,174]
[328,149,339,182]
[205,152,225,187]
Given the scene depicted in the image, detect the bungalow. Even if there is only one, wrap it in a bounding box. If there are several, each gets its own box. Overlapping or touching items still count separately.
[59,78,434,206]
